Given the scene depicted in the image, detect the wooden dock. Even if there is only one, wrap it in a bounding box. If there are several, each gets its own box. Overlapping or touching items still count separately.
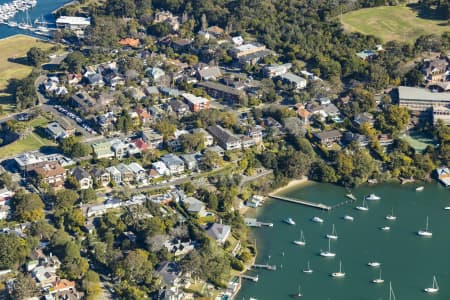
[241,274,259,282]
[269,195,332,211]
[252,264,277,271]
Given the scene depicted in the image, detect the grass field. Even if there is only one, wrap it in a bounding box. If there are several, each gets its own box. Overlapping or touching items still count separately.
[341,5,449,43]
[0,116,56,159]
[0,35,53,116]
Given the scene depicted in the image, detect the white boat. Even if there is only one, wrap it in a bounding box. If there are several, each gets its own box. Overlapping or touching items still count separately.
[285,218,296,225]
[326,224,338,240]
[372,269,384,284]
[424,275,439,293]
[344,215,354,221]
[293,230,306,246]
[346,193,357,201]
[386,208,397,221]
[389,282,397,300]
[295,284,302,298]
[331,260,345,278]
[311,216,324,223]
[356,199,369,211]
[444,206,450,210]
[416,186,424,191]
[368,262,381,267]
[381,226,391,231]
[365,193,381,200]
[320,239,336,257]
[417,216,432,237]
[303,260,313,274]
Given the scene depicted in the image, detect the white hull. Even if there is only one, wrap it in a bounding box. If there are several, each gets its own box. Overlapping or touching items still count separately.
[331,272,345,278]
[293,240,305,246]
[344,215,354,221]
[416,186,424,191]
[368,262,381,267]
[386,215,397,221]
[356,206,368,211]
[417,230,432,237]
[444,206,450,210]
[372,279,384,284]
[285,218,296,225]
[303,269,313,274]
[424,288,438,293]
[326,234,338,240]
[312,217,323,223]
[381,226,390,231]
[320,251,336,257]
[366,194,381,201]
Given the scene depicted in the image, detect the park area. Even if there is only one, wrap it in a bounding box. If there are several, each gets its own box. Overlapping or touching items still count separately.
[0,35,53,116]
[341,4,449,43]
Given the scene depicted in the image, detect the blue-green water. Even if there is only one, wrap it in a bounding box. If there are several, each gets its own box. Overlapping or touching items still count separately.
[0,0,71,40]
[238,182,450,299]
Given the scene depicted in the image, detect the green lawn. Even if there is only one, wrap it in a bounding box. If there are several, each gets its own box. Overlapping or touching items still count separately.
[341,5,449,43]
[0,116,56,159]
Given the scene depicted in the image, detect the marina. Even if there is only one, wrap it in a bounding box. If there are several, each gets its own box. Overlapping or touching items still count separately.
[239,182,450,299]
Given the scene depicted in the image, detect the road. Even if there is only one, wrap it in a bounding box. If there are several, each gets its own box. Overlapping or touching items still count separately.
[240,169,273,187]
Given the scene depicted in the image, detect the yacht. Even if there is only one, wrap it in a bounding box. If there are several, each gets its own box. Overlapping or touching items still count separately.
[326,224,338,240]
[311,216,324,223]
[293,230,306,246]
[320,239,336,257]
[356,199,369,211]
[444,206,450,210]
[416,186,424,191]
[385,208,397,221]
[417,216,432,237]
[331,261,345,278]
[303,260,313,274]
[389,282,396,300]
[294,285,302,298]
[372,269,384,284]
[424,276,439,293]
[381,226,391,231]
[344,215,354,221]
[365,193,381,201]
[285,218,296,225]
[368,262,381,267]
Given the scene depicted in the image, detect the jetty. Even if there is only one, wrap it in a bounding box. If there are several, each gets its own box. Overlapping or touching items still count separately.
[244,218,274,228]
[241,274,259,282]
[269,194,332,211]
[252,264,277,271]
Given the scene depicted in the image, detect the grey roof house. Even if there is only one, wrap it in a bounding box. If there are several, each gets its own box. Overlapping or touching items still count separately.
[72,167,93,190]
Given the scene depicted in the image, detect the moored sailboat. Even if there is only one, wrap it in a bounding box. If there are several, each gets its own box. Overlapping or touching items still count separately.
[320,239,336,257]
[331,260,345,278]
[293,230,306,246]
[326,224,338,240]
[417,216,432,237]
[303,260,313,274]
[424,276,439,293]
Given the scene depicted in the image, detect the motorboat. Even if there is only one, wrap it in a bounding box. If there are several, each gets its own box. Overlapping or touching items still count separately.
[293,230,306,246]
[356,199,369,211]
[331,261,345,278]
[284,218,295,225]
[365,193,381,201]
[424,276,439,293]
[444,206,450,210]
[344,215,354,221]
[416,186,424,191]
[326,224,338,240]
[372,269,384,284]
[303,260,313,274]
[311,216,324,223]
[320,239,336,257]
[346,193,357,201]
[417,216,432,237]
[368,262,381,267]
[381,226,391,231]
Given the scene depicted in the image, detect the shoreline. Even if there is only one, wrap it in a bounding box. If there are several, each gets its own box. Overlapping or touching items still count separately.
[269,176,310,196]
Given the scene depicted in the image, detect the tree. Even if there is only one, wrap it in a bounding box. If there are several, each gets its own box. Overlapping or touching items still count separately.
[54,189,79,210]
[0,234,28,269]
[10,191,45,222]
[9,273,39,300]
[14,74,38,110]
[202,150,223,170]
[80,188,96,203]
[154,119,176,139]
[82,271,102,300]
[63,51,86,73]
[118,249,153,282]
[26,47,46,66]
[179,132,205,152]
[60,136,91,158]
[29,220,56,241]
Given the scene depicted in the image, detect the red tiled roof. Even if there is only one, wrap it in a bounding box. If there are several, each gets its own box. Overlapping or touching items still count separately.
[133,138,149,151]
[119,38,140,47]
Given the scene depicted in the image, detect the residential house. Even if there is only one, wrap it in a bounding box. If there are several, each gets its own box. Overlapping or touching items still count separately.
[67,73,82,85]
[183,196,206,216]
[230,43,272,65]
[72,167,93,190]
[119,38,140,48]
[196,65,222,81]
[161,154,185,175]
[354,112,375,127]
[128,162,146,183]
[422,58,448,83]
[231,36,244,46]
[133,138,150,152]
[205,145,225,157]
[146,67,166,83]
[197,81,245,103]
[277,72,307,89]
[153,10,180,31]
[136,108,152,126]
[436,167,450,187]
[152,161,170,177]
[343,132,369,147]
[91,139,115,159]
[84,72,104,87]
[206,223,231,245]
[106,166,122,184]
[141,130,164,149]
[263,63,292,78]
[32,162,66,188]
[314,130,343,146]
[356,49,377,60]
[155,261,182,289]
[103,71,125,88]
[206,26,224,38]
[297,104,311,126]
[49,278,78,299]
[90,167,110,187]
[169,99,189,117]
[207,125,241,150]
[116,163,134,184]
[0,187,14,203]
[172,38,193,51]
[180,153,201,170]
[31,255,61,288]
[192,128,214,146]
[45,122,72,141]
[245,125,263,145]
[164,239,195,256]
[181,93,210,112]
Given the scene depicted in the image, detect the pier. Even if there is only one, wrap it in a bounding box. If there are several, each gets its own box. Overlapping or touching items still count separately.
[252,264,277,271]
[269,195,332,211]
[244,218,274,228]
[241,274,259,282]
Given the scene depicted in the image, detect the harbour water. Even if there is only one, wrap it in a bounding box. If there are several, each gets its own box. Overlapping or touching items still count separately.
[0,0,70,40]
[238,182,450,299]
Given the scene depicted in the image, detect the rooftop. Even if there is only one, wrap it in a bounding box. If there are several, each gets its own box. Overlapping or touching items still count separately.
[398,86,450,101]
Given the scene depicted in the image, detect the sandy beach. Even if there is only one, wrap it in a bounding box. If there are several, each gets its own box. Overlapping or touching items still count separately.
[269,176,310,195]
